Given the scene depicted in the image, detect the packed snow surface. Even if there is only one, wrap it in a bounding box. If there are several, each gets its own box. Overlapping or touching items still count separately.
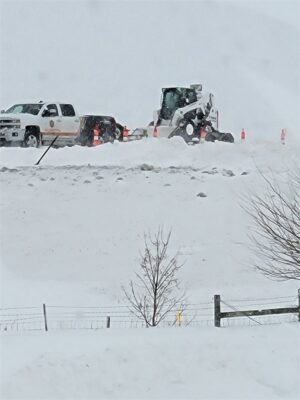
[0,138,299,399]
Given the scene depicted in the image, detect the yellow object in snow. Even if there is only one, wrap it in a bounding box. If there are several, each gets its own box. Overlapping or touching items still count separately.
[176,310,182,326]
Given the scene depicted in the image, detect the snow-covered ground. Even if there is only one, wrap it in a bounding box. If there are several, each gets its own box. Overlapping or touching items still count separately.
[2,326,299,400]
[0,137,299,399]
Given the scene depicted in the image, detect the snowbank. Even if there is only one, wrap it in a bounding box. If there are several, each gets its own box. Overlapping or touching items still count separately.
[0,137,299,172]
[1,325,299,399]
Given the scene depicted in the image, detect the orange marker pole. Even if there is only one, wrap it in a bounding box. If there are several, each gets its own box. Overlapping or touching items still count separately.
[280,128,286,145]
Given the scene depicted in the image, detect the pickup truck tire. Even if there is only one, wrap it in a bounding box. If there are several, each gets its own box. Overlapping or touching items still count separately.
[24,131,40,148]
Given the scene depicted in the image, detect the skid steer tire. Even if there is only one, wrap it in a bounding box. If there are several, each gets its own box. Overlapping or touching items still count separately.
[206,131,234,143]
[205,133,216,142]
[169,120,199,144]
[222,133,234,143]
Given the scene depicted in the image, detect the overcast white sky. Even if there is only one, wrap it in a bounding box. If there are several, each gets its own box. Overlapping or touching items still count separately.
[0,0,299,138]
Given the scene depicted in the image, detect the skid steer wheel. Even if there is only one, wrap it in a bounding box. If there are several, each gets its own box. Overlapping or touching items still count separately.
[24,130,40,148]
[171,119,197,143]
[222,133,234,143]
[205,132,216,142]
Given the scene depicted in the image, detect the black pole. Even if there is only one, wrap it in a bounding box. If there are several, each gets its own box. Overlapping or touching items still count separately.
[43,303,48,332]
[298,289,300,322]
[35,136,58,166]
[214,295,221,327]
[106,316,111,328]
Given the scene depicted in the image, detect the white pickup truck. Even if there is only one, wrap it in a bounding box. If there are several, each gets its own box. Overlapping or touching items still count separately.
[0,101,80,147]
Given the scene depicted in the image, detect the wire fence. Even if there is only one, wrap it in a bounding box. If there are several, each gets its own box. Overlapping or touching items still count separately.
[0,293,298,333]
[0,303,215,332]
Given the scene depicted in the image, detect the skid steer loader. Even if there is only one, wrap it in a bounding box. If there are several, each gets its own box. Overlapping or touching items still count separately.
[130,84,234,144]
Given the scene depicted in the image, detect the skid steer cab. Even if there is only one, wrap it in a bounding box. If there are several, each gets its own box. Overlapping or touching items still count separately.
[77,115,125,146]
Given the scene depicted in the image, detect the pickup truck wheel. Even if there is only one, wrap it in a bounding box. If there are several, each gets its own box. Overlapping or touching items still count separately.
[24,132,40,148]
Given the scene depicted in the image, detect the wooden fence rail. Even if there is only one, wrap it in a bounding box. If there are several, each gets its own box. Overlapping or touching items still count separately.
[214,289,300,327]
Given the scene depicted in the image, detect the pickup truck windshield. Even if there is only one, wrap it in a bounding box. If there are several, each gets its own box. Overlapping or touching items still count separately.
[5,104,44,115]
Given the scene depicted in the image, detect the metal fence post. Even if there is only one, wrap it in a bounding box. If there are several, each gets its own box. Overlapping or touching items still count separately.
[106,316,111,328]
[298,289,300,322]
[214,295,221,327]
[43,303,48,332]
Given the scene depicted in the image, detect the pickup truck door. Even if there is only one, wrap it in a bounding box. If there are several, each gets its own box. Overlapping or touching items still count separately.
[58,104,80,139]
[40,103,62,140]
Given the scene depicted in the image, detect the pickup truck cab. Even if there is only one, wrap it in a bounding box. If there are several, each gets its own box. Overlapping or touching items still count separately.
[0,101,80,147]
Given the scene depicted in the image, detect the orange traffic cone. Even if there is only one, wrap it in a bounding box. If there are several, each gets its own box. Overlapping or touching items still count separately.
[200,127,206,143]
[123,126,129,141]
[241,129,246,141]
[281,128,286,145]
[93,127,101,146]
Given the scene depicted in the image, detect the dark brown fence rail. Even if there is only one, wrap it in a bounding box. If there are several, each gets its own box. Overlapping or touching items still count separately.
[214,289,300,327]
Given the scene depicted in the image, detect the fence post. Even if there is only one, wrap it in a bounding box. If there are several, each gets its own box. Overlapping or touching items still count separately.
[106,316,111,328]
[298,289,300,322]
[214,295,221,327]
[43,303,48,332]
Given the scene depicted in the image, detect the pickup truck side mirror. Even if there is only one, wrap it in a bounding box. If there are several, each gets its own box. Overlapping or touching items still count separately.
[0,109,5,114]
[42,109,50,117]
[42,108,57,117]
